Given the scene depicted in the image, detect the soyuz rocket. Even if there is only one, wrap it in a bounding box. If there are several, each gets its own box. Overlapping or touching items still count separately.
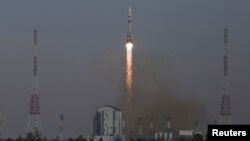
[127,6,133,44]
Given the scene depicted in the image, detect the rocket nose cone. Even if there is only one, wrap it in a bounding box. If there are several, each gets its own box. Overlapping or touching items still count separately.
[129,6,132,15]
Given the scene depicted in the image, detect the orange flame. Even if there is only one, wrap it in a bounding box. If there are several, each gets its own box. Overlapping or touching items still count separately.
[126,42,133,103]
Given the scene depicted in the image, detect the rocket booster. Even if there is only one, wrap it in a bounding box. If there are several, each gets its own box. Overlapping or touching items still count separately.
[127,6,133,43]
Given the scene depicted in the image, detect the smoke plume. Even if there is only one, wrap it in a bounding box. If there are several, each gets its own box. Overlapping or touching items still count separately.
[120,52,207,135]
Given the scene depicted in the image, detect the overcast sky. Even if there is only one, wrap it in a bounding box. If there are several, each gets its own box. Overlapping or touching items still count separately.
[0,0,250,138]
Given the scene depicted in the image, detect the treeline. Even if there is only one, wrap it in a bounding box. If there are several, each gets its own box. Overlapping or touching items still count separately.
[1,134,206,141]
[1,135,93,141]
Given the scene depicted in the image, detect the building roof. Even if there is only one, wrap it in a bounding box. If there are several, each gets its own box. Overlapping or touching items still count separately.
[96,105,121,112]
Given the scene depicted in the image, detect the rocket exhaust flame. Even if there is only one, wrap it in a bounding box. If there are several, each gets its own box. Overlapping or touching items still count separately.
[125,5,134,104]
[126,42,133,103]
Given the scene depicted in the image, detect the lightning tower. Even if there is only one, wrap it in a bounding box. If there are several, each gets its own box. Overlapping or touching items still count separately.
[220,28,231,124]
[27,30,42,139]
[58,114,64,141]
[0,112,2,141]
[149,117,154,134]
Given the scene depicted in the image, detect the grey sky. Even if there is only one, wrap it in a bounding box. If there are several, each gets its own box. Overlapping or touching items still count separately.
[0,0,250,138]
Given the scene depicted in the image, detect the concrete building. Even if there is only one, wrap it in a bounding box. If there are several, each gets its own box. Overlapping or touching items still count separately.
[131,116,196,141]
[93,106,125,141]
[133,130,193,141]
[178,130,193,141]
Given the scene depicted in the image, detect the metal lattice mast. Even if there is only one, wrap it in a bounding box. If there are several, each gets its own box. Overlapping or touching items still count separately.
[0,112,2,141]
[220,28,231,124]
[27,30,42,139]
[58,114,64,141]
[149,117,154,134]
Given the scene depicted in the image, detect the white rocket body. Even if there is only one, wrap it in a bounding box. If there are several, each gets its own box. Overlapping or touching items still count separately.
[127,6,133,43]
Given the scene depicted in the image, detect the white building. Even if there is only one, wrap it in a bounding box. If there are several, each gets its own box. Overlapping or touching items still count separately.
[93,106,125,141]
[152,130,194,141]
[179,130,193,141]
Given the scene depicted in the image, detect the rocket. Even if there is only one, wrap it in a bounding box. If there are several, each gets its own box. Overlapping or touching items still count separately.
[127,6,133,43]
